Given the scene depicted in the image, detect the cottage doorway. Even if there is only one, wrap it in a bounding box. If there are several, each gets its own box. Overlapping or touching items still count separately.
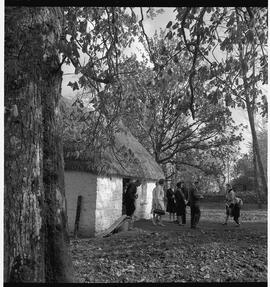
[122,178,131,215]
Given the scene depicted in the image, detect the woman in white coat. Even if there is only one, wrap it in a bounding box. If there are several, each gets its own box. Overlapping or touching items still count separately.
[151,179,166,226]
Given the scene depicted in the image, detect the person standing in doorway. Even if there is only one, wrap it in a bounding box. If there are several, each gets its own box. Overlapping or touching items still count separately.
[175,181,187,225]
[189,181,203,229]
[125,179,142,230]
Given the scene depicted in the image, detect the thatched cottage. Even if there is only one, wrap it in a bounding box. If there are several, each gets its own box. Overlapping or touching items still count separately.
[64,122,164,238]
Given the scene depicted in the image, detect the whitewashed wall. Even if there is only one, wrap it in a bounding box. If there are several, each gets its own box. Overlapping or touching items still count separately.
[145,181,156,217]
[95,176,123,234]
[134,181,156,219]
[65,171,97,237]
[65,171,158,237]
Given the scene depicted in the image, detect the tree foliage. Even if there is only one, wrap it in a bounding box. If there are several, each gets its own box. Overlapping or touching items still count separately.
[60,7,153,162]
[160,6,268,193]
[121,30,244,185]
[160,7,267,117]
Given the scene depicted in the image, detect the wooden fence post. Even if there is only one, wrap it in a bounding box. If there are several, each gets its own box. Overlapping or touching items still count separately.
[74,195,82,238]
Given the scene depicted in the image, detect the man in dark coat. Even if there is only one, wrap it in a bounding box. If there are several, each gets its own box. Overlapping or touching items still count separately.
[166,187,176,222]
[175,181,187,225]
[189,181,203,229]
[125,179,142,229]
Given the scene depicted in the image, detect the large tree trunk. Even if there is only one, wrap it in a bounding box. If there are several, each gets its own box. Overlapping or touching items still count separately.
[236,15,268,198]
[245,96,268,197]
[5,7,73,282]
[42,63,74,283]
[4,44,45,282]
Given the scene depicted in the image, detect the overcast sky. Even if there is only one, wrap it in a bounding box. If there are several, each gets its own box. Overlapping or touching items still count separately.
[61,7,264,154]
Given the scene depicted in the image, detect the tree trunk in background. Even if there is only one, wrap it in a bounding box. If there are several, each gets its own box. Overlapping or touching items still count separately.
[252,143,262,209]
[5,7,73,282]
[237,22,267,199]
[216,171,226,194]
[245,97,268,197]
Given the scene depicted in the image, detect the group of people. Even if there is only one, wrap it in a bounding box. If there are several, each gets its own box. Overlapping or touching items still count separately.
[152,180,203,229]
[124,178,243,230]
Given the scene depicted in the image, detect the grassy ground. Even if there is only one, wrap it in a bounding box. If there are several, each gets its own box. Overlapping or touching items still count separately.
[70,203,267,283]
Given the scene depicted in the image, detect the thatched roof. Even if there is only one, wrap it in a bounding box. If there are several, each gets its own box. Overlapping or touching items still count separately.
[64,121,164,181]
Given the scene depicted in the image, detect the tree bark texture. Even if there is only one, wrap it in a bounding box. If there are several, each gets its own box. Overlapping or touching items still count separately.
[5,7,73,282]
[42,65,74,283]
[236,14,268,198]
[245,96,268,196]
[252,144,262,208]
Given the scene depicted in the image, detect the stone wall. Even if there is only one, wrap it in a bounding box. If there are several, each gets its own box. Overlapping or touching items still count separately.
[65,171,97,237]
[95,176,123,234]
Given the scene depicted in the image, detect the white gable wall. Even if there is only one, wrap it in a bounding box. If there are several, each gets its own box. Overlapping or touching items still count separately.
[65,171,97,237]
[65,171,158,237]
[144,181,156,217]
[95,176,123,234]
